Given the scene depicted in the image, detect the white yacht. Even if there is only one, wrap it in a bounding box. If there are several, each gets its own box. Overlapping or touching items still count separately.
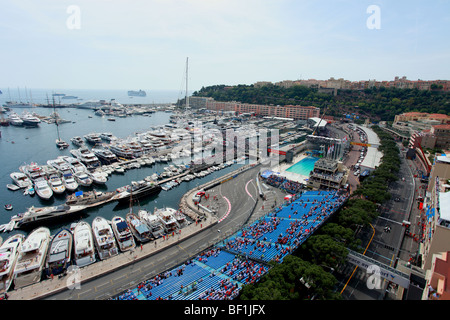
[108,143,134,159]
[13,204,85,228]
[34,179,53,200]
[88,171,107,185]
[70,136,85,147]
[138,209,165,239]
[47,172,66,194]
[60,156,87,174]
[91,146,118,165]
[20,111,41,127]
[10,172,32,189]
[99,132,117,142]
[73,171,93,187]
[111,216,135,252]
[92,217,119,260]
[0,234,25,295]
[126,212,153,243]
[156,207,180,233]
[83,132,102,145]
[13,227,51,289]
[70,146,101,170]
[45,228,72,277]
[48,158,79,191]
[73,221,96,267]
[8,112,23,126]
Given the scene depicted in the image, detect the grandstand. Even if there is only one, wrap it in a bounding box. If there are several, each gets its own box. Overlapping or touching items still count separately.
[112,190,347,300]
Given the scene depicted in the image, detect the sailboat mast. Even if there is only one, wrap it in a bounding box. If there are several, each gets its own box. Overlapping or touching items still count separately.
[185,57,189,111]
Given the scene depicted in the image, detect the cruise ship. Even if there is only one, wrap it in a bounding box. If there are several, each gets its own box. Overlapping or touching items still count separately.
[13,227,51,289]
[127,90,146,97]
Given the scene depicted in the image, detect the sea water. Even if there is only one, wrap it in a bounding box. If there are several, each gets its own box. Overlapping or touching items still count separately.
[0,97,242,238]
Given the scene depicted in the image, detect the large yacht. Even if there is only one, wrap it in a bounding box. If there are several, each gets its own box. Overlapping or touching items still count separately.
[60,156,88,174]
[70,136,85,147]
[83,132,102,145]
[99,132,117,142]
[111,216,135,252]
[9,172,32,189]
[65,190,117,207]
[156,207,180,233]
[13,204,85,228]
[116,180,162,204]
[13,227,51,289]
[73,171,93,187]
[126,212,153,243]
[108,143,135,159]
[92,217,119,260]
[91,146,118,165]
[45,228,73,278]
[128,90,146,97]
[20,111,41,127]
[48,158,78,192]
[7,112,23,126]
[138,209,164,239]
[0,234,25,295]
[70,146,101,170]
[73,222,96,267]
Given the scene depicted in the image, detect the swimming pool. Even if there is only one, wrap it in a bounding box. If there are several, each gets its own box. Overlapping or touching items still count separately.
[285,156,319,176]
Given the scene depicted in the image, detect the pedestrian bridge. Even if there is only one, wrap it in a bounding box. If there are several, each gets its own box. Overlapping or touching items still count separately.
[347,249,410,288]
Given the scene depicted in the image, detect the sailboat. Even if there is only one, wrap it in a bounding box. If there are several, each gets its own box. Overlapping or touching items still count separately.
[53,96,69,150]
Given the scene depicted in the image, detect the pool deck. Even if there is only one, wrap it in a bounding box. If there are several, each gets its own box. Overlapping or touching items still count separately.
[271,153,311,184]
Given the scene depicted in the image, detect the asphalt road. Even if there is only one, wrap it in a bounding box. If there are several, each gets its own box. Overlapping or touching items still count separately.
[338,142,420,300]
[45,164,286,300]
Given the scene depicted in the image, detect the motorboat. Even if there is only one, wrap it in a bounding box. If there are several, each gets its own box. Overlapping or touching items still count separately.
[73,171,93,187]
[92,217,119,260]
[108,143,134,159]
[10,172,32,189]
[116,180,162,204]
[13,227,51,289]
[34,179,53,200]
[91,146,118,165]
[99,132,117,142]
[65,190,117,207]
[20,111,40,127]
[47,172,66,194]
[13,204,85,228]
[60,156,87,174]
[70,146,101,170]
[4,204,13,211]
[70,136,85,147]
[83,132,102,145]
[126,212,152,243]
[73,222,96,267]
[45,228,73,278]
[88,171,107,185]
[8,113,23,126]
[155,207,180,233]
[113,165,125,174]
[138,209,164,239]
[6,184,20,191]
[111,216,135,252]
[0,234,25,295]
[48,158,79,192]
[56,139,69,149]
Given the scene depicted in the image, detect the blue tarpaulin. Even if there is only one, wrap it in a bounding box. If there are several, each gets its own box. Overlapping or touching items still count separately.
[75,191,83,197]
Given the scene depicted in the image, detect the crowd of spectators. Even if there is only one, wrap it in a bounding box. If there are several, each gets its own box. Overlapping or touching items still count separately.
[264,174,304,193]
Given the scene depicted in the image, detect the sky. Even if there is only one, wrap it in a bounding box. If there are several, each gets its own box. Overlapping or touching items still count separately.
[1,0,449,92]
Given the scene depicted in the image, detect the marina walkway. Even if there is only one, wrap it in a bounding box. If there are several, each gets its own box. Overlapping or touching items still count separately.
[7,187,218,300]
